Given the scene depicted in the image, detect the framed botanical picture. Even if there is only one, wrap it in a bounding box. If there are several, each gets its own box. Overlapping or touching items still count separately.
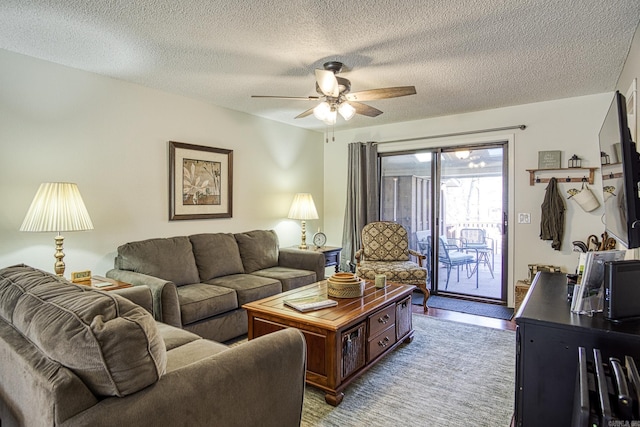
[169,141,233,220]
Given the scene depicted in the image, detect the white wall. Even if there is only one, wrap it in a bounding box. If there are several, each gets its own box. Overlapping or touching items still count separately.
[323,93,613,306]
[0,49,324,276]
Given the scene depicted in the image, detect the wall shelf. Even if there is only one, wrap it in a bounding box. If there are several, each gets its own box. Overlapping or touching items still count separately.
[525,167,598,186]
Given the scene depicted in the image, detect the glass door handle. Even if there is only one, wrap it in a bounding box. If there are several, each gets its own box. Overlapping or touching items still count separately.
[503,212,508,234]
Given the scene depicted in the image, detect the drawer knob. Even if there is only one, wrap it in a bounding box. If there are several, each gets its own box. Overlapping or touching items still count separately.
[378,336,390,348]
[378,314,390,324]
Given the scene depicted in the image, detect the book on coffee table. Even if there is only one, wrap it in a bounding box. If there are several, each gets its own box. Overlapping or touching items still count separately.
[284,295,338,312]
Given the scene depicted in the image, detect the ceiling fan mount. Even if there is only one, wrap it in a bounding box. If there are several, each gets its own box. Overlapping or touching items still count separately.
[251,60,416,125]
[322,61,345,74]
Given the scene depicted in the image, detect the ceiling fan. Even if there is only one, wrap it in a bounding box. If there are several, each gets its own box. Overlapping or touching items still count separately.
[251,61,416,125]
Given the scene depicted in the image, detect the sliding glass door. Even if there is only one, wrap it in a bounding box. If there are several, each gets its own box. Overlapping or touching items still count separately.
[380,143,507,303]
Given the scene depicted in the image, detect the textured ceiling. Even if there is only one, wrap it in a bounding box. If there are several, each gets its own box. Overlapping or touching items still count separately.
[1,0,639,132]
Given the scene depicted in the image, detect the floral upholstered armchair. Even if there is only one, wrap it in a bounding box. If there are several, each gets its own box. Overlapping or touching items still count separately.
[354,221,430,310]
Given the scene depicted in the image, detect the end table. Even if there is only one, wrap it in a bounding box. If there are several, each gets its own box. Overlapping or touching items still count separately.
[75,275,132,291]
[310,246,342,273]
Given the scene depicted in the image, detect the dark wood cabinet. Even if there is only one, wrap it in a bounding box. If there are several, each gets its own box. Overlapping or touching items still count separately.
[514,272,640,427]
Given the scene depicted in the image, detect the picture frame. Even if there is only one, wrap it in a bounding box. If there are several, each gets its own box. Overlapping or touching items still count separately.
[537,150,561,169]
[169,141,233,220]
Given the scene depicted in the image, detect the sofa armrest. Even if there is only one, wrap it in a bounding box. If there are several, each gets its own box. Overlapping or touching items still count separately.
[61,328,307,427]
[105,269,181,327]
[279,248,325,282]
[110,286,153,314]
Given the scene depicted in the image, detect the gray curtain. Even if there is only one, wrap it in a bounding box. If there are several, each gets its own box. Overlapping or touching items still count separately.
[340,141,379,271]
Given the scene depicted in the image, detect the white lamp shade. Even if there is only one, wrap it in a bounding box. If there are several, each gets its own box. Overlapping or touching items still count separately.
[338,102,356,120]
[313,102,331,121]
[323,108,337,125]
[287,193,319,220]
[20,182,94,232]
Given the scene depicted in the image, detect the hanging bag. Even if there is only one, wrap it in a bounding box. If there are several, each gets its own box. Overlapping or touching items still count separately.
[570,182,600,212]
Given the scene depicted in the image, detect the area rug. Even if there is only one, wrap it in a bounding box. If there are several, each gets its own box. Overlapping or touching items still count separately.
[300,315,515,427]
[412,293,514,320]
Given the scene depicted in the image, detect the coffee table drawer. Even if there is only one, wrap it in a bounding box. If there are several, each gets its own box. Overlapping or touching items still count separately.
[368,324,396,361]
[368,304,396,337]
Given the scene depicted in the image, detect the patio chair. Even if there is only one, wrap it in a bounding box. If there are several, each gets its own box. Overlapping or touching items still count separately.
[355,221,430,310]
[460,228,494,277]
[434,236,479,289]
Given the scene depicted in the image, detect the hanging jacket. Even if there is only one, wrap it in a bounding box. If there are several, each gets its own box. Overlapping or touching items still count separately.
[540,177,565,250]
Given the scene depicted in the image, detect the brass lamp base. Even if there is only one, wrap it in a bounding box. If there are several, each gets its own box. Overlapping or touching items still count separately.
[54,233,66,277]
[298,220,308,250]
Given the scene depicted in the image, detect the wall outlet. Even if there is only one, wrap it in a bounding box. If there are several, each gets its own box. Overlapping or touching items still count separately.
[518,213,531,224]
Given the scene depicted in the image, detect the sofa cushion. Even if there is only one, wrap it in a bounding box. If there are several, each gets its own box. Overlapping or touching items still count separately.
[235,230,279,273]
[252,267,317,292]
[0,264,166,398]
[115,236,200,286]
[189,233,245,280]
[176,283,238,325]
[206,274,281,306]
[155,322,203,351]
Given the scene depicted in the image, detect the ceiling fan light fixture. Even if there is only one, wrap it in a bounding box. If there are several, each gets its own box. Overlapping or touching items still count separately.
[323,108,337,125]
[338,102,356,120]
[455,150,471,160]
[313,101,331,121]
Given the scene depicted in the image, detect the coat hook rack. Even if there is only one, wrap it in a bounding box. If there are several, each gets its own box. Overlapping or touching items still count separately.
[526,167,597,186]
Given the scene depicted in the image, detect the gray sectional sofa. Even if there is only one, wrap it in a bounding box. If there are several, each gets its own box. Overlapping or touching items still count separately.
[0,264,306,427]
[106,230,325,342]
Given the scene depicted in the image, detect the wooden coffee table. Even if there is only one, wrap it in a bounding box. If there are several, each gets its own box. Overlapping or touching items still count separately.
[243,280,414,406]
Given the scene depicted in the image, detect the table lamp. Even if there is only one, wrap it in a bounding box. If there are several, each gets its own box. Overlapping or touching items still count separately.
[20,182,94,277]
[288,193,318,250]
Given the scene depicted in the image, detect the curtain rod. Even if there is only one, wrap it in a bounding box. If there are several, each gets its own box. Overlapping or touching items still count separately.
[375,124,526,145]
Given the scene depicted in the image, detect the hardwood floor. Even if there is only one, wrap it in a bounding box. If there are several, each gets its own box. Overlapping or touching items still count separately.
[412,303,517,331]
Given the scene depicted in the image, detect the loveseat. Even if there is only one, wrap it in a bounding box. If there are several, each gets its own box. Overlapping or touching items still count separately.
[0,264,306,427]
[106,230,325,342]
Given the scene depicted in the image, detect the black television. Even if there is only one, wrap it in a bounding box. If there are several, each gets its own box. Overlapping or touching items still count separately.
[599,90,640,249]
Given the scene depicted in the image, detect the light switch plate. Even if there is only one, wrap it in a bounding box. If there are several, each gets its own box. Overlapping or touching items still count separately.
[518,213,531,224]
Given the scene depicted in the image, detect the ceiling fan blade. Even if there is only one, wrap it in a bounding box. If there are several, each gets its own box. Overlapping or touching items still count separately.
[251,95,321,100]
[345,86,416,102]
[350,101,383,117]
[315,69,339,97]
[295,107,315,119]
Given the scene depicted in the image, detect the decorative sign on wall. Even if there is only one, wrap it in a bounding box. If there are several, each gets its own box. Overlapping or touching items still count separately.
[537,150,562,169]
